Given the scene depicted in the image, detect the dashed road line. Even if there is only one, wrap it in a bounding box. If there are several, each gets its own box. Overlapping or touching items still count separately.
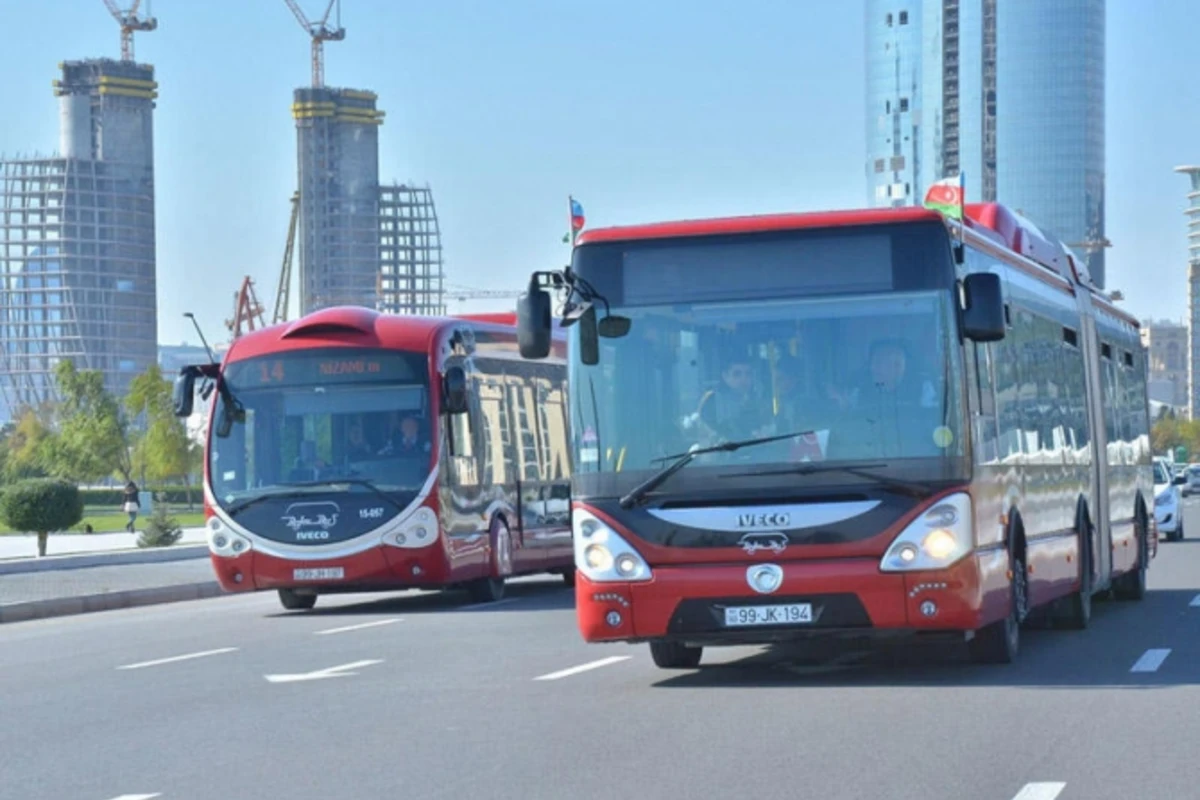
[105,794,162,800]
[117,647,238,671]
[534,655,631,681]
[1130,648,1172,673]
[1010,784,1065,800]
[264,659,384,684]
[1189,594,1200,608]
[314,618,402,635]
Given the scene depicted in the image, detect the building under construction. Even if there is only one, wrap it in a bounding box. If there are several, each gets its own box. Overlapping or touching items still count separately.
[291,86,444,317]
[0,57,158,418]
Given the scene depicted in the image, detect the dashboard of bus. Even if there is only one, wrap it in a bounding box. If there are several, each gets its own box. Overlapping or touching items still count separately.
[207,347,435,545]
[566,222,971,502]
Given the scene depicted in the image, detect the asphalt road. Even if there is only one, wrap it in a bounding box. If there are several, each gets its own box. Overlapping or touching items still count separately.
[6,502,1200,800]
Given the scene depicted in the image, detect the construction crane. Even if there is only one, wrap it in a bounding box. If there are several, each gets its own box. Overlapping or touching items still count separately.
[101,0,157,62]
[226,277,267,341]
[445,284,522,307]
[275,191,300,324]
[282,0,345,89]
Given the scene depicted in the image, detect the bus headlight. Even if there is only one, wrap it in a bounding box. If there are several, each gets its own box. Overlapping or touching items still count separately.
[207,517,252,558]
[880,493,973,572]
[574,509,651,583]
[386,506,438,549]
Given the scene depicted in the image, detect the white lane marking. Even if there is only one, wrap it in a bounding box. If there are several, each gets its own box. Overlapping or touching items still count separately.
[534,655,631,681]
[1130,648,1172,673]
[314,618,401,635]
[1190,594,1200,607]
[265,659,383,684]
[1010,784,1066,800]
[106,795,162,799]
[461,598,518,611]
[117,647,238,671]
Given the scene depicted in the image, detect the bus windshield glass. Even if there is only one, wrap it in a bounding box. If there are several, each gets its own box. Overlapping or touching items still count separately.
[209,348,433,539]
[568,223,968,500]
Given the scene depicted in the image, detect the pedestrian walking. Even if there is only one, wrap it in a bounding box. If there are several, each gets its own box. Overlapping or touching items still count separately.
[122,480,141,532]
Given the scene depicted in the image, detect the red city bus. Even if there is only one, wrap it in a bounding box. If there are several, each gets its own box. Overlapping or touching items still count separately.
[516,202,1154,667]
[173,306,573,611]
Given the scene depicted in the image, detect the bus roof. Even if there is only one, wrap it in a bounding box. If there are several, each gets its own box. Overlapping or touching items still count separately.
[223,306,560,363]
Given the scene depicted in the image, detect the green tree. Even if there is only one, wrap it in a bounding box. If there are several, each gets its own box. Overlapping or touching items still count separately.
[126,365,197,507]
[0,478,84,557]
[1,409,55,482]
[48,360,131,483]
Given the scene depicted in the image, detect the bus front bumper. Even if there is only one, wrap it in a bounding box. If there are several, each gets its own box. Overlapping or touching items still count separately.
[576,553,1005,646]
[209,545,451,593]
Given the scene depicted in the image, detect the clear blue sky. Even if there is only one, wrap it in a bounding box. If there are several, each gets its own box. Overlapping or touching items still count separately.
[1,0,1197,346]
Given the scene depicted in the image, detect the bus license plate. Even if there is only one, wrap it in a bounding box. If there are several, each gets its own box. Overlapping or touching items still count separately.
[293,567,344,581]
[723,603,812,627]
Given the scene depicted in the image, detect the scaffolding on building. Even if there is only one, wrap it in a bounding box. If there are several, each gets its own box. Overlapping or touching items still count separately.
[378,183,444,316]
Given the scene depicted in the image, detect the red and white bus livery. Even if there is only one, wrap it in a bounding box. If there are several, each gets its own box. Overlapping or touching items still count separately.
[174,306,573,611]
[517,202,1154,667]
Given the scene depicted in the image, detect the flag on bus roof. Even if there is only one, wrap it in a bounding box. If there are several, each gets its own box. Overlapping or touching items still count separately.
[570,197,586,231]
[923,173,964,220]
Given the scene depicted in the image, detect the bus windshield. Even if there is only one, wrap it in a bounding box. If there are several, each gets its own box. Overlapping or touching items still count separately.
[568,291,964,501]
[208,347,433,541]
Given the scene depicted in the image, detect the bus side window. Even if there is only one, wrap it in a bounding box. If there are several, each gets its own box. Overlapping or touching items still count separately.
[447,388,478,486]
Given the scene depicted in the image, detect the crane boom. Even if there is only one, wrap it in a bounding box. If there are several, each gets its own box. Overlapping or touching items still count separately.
[274,192,300,324]
[101,0,157,62]
[282,0,345,88]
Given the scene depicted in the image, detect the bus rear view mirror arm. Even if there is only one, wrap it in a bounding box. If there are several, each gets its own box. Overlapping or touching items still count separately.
[960,272,1006,342]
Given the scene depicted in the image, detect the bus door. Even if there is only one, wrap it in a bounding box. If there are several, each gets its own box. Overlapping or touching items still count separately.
[1078,309,1112,586]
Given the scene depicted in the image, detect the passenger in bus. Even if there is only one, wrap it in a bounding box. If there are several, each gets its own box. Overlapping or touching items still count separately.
[345,423,374,461]
[690,353,774,443]
[380,414,430,455]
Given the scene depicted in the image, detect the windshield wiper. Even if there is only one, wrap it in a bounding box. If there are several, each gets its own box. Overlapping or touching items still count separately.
[619,430,816,509]
[719,462,932,499]
[278,478,408,513]
[225,487,313,517]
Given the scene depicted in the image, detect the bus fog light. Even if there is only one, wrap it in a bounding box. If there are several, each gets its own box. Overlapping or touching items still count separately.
[614,553,639,577]
[231,539,245,553]
[232,572,243,584]
[897,544,918,563]
[396,533,407,546]
[584,544,613,570]
[920,600,937,617]
[922,529,957,560]
[606,610,622,627]
[213,535,228,549]
[414,526,427,540]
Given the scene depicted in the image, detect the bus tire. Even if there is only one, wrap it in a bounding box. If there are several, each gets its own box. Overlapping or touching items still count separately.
[560,569,576,588]
[468,518,512,603]
[278,589,317,611]
[1113,514,1148,602]
[1057,521,1093,629]
[649,640,703,669]
[969,549,1025,665]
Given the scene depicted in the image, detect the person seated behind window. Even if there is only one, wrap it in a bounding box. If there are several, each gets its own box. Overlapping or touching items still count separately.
[683,353,774,443]
[345,423,374,461]
[380,414,430,456]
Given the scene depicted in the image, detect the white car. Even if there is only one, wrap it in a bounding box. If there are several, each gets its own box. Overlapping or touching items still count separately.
[1186,464,1200,497]
[1154,458,1184,542]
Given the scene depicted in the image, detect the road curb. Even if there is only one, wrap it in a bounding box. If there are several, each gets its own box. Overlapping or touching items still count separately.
[0,581,224,624]
[0,544,210,575]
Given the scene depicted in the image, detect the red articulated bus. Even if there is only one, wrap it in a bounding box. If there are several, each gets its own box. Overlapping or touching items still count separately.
[173,306,574,611]
[516,202,1154,668]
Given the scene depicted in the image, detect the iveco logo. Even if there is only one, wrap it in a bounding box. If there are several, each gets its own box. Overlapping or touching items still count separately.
[738,512,792,529]
[738,532,789,555]
[295,530,331,541]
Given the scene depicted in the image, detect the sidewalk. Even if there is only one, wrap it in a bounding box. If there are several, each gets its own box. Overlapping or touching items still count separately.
[0,527,222,625]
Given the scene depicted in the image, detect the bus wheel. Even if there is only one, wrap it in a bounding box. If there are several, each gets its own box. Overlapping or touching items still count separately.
[1113,517,1148,602]
[1057,524,1092,629]
[467,519,511,603]
[278,589,317,611]
[969,552,1025,664]
[560,569,576,588]
[649,640,703,669]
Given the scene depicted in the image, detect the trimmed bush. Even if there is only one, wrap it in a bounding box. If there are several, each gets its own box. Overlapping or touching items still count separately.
[137,493,183,548]
[1,478,85,557]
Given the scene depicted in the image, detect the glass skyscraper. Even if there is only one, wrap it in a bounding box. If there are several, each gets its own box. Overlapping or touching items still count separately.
[865,0,1107,287]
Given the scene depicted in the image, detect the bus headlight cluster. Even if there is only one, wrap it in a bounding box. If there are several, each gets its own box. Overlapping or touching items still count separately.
[386,506,438,550]
[207,517,252,558]
[574,510,652,583]
[880,493,973,572]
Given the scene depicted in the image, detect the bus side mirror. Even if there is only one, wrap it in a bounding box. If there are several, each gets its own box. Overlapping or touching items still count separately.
[173,370,196,417]
[443,366,469,414]
[961,272,1005,342]
[517,283,552,360]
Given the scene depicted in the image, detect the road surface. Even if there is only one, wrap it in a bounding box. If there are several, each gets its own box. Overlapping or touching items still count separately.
[5,502,1200,800]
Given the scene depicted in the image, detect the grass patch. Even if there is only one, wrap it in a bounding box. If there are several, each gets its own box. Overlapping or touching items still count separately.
[0,507,205,535]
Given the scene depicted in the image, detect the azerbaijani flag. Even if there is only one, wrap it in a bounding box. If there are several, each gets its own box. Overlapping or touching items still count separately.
[570,197,585,231]
[923,173,964,220]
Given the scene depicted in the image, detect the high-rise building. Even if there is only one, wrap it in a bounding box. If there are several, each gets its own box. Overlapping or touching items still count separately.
[0,58,158,419]
[864,1,1105,286]
[1177,166,1200,418]
[1141,320,1188,411]
[378,184,444,316]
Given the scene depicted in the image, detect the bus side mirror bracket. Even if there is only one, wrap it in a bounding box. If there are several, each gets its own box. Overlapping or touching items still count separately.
[961,272,1005,342]
[443,365,469,415]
